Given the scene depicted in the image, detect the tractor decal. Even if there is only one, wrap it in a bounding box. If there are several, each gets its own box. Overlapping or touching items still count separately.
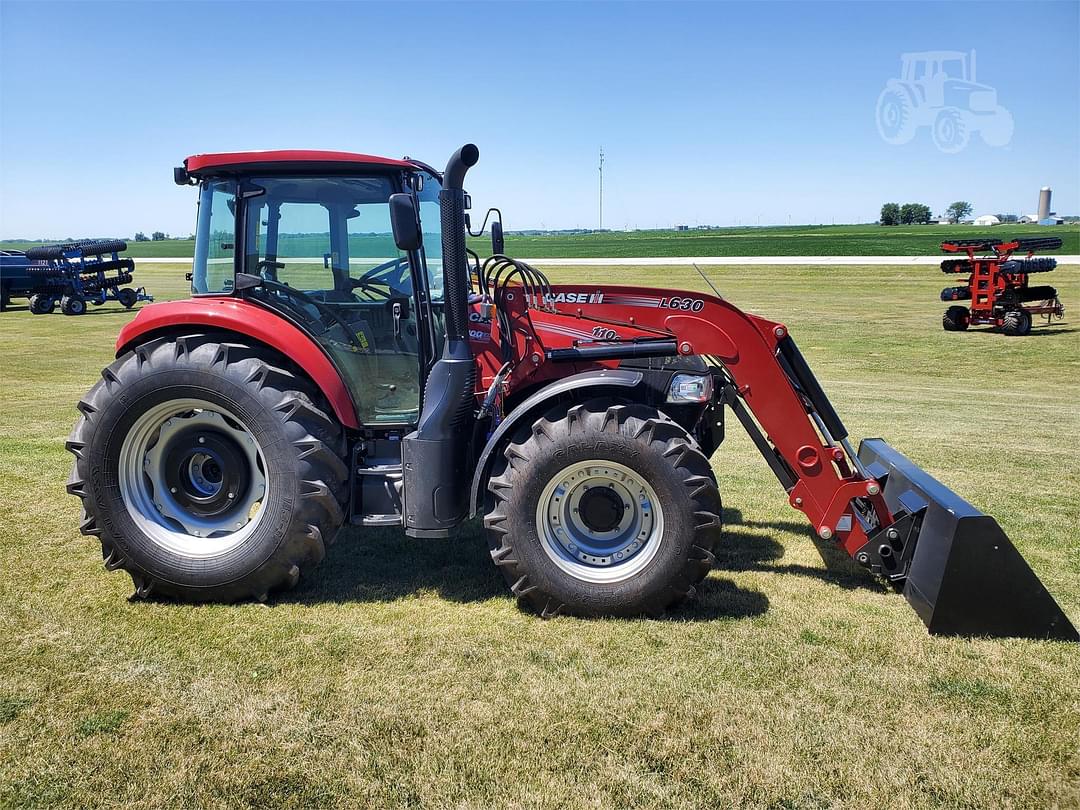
[876,50,1013,153]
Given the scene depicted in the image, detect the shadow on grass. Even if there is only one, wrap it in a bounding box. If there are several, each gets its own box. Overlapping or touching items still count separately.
[718,507,886,593]
[281,504,883,618]
[283,519,774,621]
[1023,325,1075,337]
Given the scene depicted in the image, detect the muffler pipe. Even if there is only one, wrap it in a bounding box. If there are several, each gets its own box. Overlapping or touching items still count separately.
[441,144,479,344]
[402,144,480,537]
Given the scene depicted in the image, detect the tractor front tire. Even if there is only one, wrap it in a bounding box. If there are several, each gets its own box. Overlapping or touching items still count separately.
[67,333,348,602]
[942,305,970,331]
[932,107,969,153]
[484,399,722,618]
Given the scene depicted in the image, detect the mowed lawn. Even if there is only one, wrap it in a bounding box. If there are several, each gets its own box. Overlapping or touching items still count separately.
[1,262,1078,809]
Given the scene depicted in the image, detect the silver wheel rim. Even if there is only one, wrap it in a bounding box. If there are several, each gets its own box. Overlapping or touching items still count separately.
[118,398,268,557]
[535,460,665,584]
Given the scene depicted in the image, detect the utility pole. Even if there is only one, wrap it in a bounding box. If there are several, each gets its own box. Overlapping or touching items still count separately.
[598,147,604,231]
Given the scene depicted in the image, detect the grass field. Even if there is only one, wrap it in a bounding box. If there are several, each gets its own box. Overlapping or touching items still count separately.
[4,222,1077,259]
[1,261,1078,809]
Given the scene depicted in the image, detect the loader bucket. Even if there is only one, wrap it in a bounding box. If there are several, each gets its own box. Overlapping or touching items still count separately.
[858,439,1078,641]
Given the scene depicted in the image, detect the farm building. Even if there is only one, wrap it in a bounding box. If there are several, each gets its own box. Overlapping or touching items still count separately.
[973,215,1001,226]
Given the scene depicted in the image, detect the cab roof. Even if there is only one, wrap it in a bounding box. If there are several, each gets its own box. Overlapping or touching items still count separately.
[184,150,416,176]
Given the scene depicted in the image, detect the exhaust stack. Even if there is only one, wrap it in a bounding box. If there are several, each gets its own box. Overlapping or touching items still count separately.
[402,144,480,537]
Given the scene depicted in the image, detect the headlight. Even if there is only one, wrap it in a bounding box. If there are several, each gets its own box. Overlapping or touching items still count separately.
[667,373,713,403]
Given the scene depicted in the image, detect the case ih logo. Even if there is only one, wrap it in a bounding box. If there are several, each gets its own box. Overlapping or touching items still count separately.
[544,291,605,305]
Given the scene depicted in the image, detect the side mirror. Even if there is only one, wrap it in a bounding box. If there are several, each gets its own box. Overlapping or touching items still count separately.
[491,219,505,255]
[389,193,422,251]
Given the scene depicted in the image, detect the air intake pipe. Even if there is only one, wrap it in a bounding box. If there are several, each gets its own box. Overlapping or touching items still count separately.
[402,144,480,537]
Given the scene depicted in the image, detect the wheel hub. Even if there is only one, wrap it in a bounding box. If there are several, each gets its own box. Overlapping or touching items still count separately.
[578,486,626,534]
[118,401,268,556]
[536,460,665,584]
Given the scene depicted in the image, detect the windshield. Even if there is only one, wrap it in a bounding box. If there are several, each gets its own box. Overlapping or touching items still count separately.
[244,175,408,297]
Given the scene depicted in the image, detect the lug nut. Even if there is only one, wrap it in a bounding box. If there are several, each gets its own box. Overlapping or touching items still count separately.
[886,528,899,540]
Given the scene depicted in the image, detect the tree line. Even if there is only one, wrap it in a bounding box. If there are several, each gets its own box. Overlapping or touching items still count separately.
[879,201,973,226]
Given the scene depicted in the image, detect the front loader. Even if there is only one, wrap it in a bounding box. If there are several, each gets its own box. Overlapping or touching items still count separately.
[67,144,1076,640]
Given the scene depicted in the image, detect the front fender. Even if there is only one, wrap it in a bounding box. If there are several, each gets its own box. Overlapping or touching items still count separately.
[116,298,360,429]
[468,368,644,516]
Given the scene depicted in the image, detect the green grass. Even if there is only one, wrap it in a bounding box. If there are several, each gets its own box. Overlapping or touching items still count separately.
[5,221,1077,259]
[1,262,1078,808]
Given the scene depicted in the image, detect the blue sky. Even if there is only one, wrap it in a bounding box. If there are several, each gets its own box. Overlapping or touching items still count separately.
[1,0,1077,238]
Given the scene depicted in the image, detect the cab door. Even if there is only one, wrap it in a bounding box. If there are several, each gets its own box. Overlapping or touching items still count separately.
[242,175,423,425]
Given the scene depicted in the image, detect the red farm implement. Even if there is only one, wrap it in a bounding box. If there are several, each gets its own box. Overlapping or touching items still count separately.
[64,145,1076,640]
[940,236,1065,335]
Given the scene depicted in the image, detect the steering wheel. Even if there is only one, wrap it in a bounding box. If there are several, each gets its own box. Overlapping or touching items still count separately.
[253,278,369,355]
[349,257,410,299]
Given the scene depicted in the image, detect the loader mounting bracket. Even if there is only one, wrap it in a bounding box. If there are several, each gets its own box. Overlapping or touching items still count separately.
[852,508,922,583]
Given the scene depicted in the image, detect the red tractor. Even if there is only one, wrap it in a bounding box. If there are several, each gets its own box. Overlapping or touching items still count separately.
[67,145,1076,639]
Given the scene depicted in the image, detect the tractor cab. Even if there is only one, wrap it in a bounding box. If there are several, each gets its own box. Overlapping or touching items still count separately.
[182,151,446,425]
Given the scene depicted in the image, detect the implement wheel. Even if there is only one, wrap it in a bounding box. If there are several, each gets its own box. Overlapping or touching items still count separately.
[942,305,970,331]
[117,288,138,309]
[67,333,348,602]
[484,399,722,617]
[1001,309,1032,337]
[29,294,56,315]
[61,294,86,316]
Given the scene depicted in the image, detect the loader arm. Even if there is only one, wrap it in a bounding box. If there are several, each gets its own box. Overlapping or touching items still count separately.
[513,285,892,555]
[487,282,1077,640]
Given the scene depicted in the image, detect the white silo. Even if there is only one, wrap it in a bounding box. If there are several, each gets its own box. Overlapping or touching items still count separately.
[1038,187,1052,221]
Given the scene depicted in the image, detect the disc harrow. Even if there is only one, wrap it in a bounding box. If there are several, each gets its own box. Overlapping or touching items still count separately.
[11,240,152,315]
[938,236,1064,335]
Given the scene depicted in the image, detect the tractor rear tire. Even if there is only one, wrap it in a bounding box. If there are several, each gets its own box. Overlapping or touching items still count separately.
[1001,309,1031,337]
[29,294,55,315]
[61,294,86,316]
[484,399,722,618]
[942,305,970,331]
[67,333,348,603]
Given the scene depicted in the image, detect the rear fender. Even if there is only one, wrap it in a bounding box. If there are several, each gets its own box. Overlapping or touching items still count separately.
[468,368,644,516]
[116,298,359,429]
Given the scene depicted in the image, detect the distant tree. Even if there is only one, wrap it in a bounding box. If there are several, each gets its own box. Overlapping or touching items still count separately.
[880,203,901,226]
[134,232,149,242]
[946,201,973,224]
[898,203,931,225]
[151,231,167,241]
[997,213,1019,223]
